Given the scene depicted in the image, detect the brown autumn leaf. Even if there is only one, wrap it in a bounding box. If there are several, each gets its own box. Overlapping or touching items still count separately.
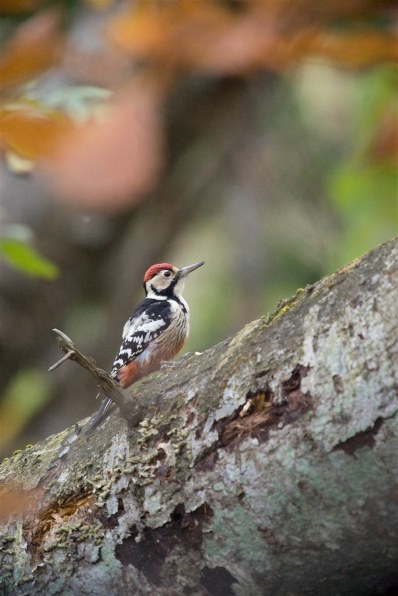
[107,1,397,74]
[108,3,294,74]
[107,1,240,69]
[0,8,63,91]
[39,81,163,212]
[307,30,398,67]
[0,105,72,160]
[107,1,232,62]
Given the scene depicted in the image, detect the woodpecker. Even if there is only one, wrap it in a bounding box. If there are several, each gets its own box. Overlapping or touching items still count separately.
[88,260,204,430]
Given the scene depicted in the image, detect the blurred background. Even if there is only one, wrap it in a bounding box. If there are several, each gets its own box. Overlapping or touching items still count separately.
[0,0,397,457]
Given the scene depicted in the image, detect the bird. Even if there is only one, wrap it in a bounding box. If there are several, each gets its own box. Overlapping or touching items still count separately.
[87,260,204,430]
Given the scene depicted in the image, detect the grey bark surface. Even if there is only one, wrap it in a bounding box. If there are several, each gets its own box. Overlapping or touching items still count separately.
[1,238,397,596]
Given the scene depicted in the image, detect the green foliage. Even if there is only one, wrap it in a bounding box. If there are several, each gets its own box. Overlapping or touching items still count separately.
[0,238,59,279]
[331,162,396,260]
[0,368,51,452]
[328,66,397,267]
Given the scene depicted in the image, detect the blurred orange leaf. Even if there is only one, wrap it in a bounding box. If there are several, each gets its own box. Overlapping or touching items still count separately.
[107,2,231,62]
[0,105,72,160]
[40,82,163,211]
[309,30,398,67]
[107,2,243,71]
[107,2,398,74]
[0,9,63,90]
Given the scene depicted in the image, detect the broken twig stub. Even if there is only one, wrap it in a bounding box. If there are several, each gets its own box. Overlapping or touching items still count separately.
[49,328,136,419]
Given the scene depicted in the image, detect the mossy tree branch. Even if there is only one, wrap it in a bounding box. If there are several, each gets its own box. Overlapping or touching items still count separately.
[0,238,397,595]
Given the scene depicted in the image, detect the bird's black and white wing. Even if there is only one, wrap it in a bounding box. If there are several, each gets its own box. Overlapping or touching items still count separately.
[87,299,171,431]
[111,298,172,379]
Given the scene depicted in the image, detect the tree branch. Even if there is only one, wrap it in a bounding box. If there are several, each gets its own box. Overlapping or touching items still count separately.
[0,238,397,595]
[49,328,135,418]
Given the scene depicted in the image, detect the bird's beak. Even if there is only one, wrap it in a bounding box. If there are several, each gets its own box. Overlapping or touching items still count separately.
[177,261,205,278]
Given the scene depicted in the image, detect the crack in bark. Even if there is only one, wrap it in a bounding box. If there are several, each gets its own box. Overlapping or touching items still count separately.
[25,491,94,562]
[193,365,313,472]
[199,565,238,596]
[219,364,312,448]
[115,503,213,585]
[332,417,384,455]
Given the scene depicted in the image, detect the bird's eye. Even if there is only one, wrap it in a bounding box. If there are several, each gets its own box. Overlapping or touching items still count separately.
[164,271,172,278]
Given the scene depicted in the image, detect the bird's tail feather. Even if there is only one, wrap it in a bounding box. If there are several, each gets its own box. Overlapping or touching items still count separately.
[86,396,115,432]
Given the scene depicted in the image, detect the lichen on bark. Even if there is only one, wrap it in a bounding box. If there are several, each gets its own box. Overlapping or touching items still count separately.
[1,238,397,595]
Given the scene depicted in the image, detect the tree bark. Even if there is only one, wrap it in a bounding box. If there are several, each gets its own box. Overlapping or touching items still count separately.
[1,238,397,596]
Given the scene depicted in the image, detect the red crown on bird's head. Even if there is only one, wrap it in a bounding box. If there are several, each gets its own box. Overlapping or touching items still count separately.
[143,263,174,283]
